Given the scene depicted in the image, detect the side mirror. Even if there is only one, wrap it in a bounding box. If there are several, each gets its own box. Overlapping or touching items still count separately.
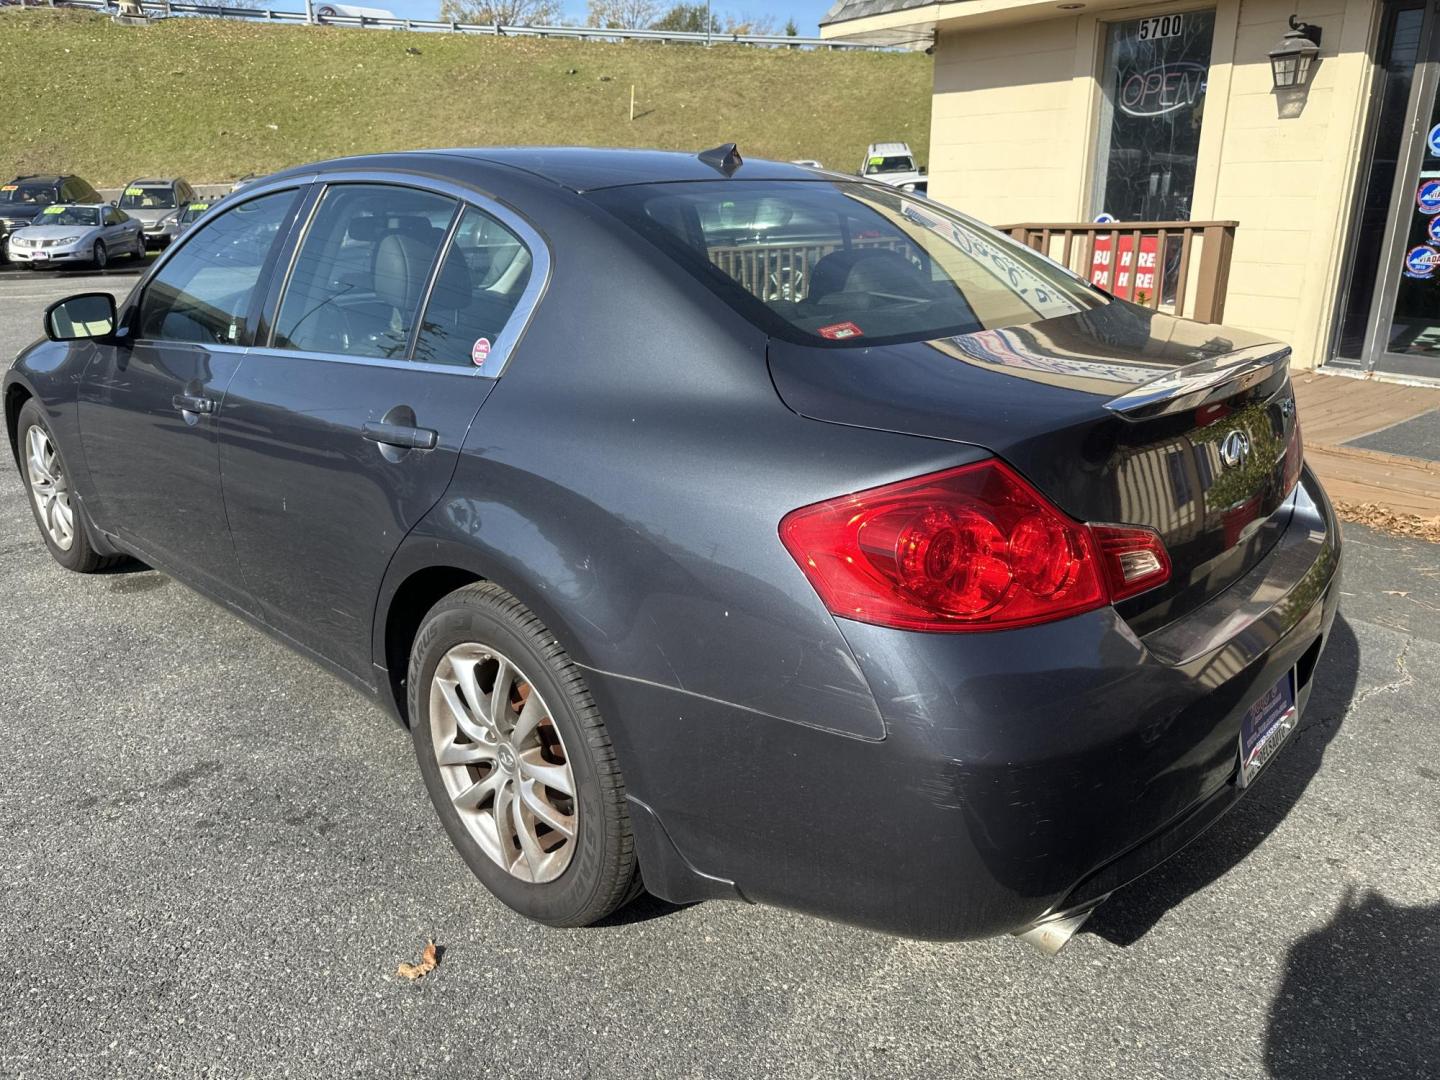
[44,292,117,342]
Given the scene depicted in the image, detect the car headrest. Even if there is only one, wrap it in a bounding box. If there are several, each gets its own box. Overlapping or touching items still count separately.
[807,248,923,304]
[372,231,441,314]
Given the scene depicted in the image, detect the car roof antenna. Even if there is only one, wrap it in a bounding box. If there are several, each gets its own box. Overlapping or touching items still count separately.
[698,143,744,177]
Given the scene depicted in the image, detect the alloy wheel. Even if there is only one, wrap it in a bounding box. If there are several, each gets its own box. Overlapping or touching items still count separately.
[429,643,578,884]
[25,426,75,551]
[93,240,107,270]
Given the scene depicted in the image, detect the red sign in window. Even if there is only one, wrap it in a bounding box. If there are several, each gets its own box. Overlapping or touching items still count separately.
[1090,233,1160,304]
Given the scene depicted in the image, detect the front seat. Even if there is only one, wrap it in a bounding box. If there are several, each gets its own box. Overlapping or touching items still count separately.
[366,229,443,357]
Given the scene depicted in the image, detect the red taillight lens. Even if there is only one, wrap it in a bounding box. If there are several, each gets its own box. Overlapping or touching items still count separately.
[779,460,1170,632]
[1091,524,1172,601]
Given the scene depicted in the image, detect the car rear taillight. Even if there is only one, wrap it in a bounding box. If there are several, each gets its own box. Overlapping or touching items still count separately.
[778,460,1171,632]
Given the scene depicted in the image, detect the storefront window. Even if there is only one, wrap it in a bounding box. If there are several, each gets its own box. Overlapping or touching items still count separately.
[1093,10,1217,222]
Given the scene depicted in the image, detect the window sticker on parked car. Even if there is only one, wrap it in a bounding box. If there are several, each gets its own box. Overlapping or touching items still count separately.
[189,203,210,211]
[42,205,65,215]
[0,185,16,192]
[471,337,491,367]
[818,321,864,340]
[125,187,144,196]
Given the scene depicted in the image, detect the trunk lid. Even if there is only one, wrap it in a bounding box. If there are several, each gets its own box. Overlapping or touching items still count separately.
[768,302,1303,632]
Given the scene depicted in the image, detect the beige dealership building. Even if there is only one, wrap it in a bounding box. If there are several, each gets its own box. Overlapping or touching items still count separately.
[823,0,1440,383]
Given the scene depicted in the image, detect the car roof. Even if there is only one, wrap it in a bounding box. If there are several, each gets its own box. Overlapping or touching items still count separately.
[127,178,182,185]
[865,142,912,156]
[7,175,66,184]
[268,147,841,194]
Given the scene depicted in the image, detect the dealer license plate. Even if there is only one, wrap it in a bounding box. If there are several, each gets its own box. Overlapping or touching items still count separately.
[31,251,47,260]
[1237,671,1297,788]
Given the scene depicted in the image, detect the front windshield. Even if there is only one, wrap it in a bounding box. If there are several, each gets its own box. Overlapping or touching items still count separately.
[0,182,57,205]
[119,186,177,210]
[36,206,100,227]
[864,156,915,175]
[590,180,1103,347]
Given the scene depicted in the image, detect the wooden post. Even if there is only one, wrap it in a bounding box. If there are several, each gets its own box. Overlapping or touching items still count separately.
[1194,223,1236,324]
[630,84,635,122]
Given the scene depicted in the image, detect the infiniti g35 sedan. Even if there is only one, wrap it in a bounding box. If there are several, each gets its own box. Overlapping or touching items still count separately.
[3,147,1340,951]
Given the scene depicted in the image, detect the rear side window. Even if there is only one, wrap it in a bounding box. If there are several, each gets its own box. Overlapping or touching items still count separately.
[412,205,533,369]
[137,189,299,345]
[272,184,457,360]
[589,180,1103,347]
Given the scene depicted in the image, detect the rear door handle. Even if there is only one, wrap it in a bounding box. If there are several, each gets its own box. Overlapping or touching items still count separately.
[172,393,214,415]
[361,420,438,451]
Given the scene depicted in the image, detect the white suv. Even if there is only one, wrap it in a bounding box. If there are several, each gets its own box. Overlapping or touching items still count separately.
[859,142,927,192]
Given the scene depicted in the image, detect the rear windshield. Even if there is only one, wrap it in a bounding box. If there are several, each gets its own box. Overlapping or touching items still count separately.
[120,186,177,210]
[589,180,1103,347]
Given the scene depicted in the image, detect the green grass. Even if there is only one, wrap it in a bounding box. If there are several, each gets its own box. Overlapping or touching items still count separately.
[1,10,931,186]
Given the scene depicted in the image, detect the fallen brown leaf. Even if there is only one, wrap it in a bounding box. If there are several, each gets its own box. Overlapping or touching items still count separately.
[396,938,439,981]
[1332,500,1440,544]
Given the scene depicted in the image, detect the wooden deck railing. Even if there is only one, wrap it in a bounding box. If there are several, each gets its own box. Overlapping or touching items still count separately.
[1000,221,1238,324]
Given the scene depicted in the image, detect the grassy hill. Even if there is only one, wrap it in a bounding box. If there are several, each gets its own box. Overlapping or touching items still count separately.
[0,10,931,186]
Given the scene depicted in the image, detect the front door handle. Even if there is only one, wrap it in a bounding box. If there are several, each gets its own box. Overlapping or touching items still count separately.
[172,393,214,415]
[361,420,438,451]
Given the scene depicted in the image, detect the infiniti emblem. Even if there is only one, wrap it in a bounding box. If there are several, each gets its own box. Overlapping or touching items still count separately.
[1220,429,1252,469]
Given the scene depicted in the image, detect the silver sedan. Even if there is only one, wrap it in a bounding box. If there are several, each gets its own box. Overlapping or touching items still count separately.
[5,204,146,269]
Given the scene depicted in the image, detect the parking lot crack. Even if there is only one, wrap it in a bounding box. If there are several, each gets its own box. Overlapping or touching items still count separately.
[1350,637,1415,711]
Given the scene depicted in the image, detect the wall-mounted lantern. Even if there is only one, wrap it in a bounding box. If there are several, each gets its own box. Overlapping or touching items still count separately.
[1269,16,1322,89]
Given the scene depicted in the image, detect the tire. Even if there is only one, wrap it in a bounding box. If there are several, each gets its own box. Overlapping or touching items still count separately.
[408,582,639,927]
[91,240,107,270]
[133,232,147,261]
[15,399,123,573]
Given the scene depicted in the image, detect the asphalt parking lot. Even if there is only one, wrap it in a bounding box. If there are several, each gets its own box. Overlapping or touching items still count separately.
[1,270,1437,1080]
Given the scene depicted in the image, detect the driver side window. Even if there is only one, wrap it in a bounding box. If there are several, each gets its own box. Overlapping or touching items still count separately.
[136,190,299,346]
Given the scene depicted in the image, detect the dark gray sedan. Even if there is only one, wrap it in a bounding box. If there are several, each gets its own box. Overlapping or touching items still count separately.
[2,147,1340,952]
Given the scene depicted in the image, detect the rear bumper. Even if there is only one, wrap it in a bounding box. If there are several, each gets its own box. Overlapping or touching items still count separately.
[597,466,1341,940]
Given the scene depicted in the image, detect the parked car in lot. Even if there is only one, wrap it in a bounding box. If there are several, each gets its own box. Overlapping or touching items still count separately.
[3,147,1340,952]
[5,203,145,269]
[859,141,927,193]
[0,174,103,260]
[172,199,214,238]
[118,177,200,249]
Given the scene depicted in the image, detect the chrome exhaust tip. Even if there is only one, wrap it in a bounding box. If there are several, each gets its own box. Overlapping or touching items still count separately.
[1013,896,1109,956]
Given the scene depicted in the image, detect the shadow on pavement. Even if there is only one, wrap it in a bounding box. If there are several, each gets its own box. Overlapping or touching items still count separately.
[1265,888,1440,1078]
[594,890,693,928]
[1087,613,1361,946]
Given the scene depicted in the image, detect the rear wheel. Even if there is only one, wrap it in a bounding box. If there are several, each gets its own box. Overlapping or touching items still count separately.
[91,240,107,270]
[16,400,121,573]
[132,232,146,261]
[408,582,639,926]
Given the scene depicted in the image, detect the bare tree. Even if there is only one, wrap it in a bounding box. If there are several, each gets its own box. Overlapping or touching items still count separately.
[586,0,660,28]
[438,0,563,25]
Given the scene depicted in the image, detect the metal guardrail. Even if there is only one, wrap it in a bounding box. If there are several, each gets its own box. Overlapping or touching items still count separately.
[57,0,885,49]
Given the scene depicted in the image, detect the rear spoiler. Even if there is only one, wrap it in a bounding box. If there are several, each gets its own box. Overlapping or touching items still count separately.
[1104,343,1292,421]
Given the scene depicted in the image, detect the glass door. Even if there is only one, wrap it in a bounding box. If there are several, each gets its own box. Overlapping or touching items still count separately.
[1333,0,1440,378]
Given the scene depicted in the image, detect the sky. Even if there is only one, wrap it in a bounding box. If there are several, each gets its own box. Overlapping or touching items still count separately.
[310,0,840,36]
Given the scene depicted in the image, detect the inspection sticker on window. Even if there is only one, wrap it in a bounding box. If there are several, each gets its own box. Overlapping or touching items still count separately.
[471,337,492,367]
[817,321,864,340]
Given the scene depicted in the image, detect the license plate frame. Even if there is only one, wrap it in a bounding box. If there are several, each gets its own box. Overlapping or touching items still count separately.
[1237,670,1298,788]
[31,250,47,261]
